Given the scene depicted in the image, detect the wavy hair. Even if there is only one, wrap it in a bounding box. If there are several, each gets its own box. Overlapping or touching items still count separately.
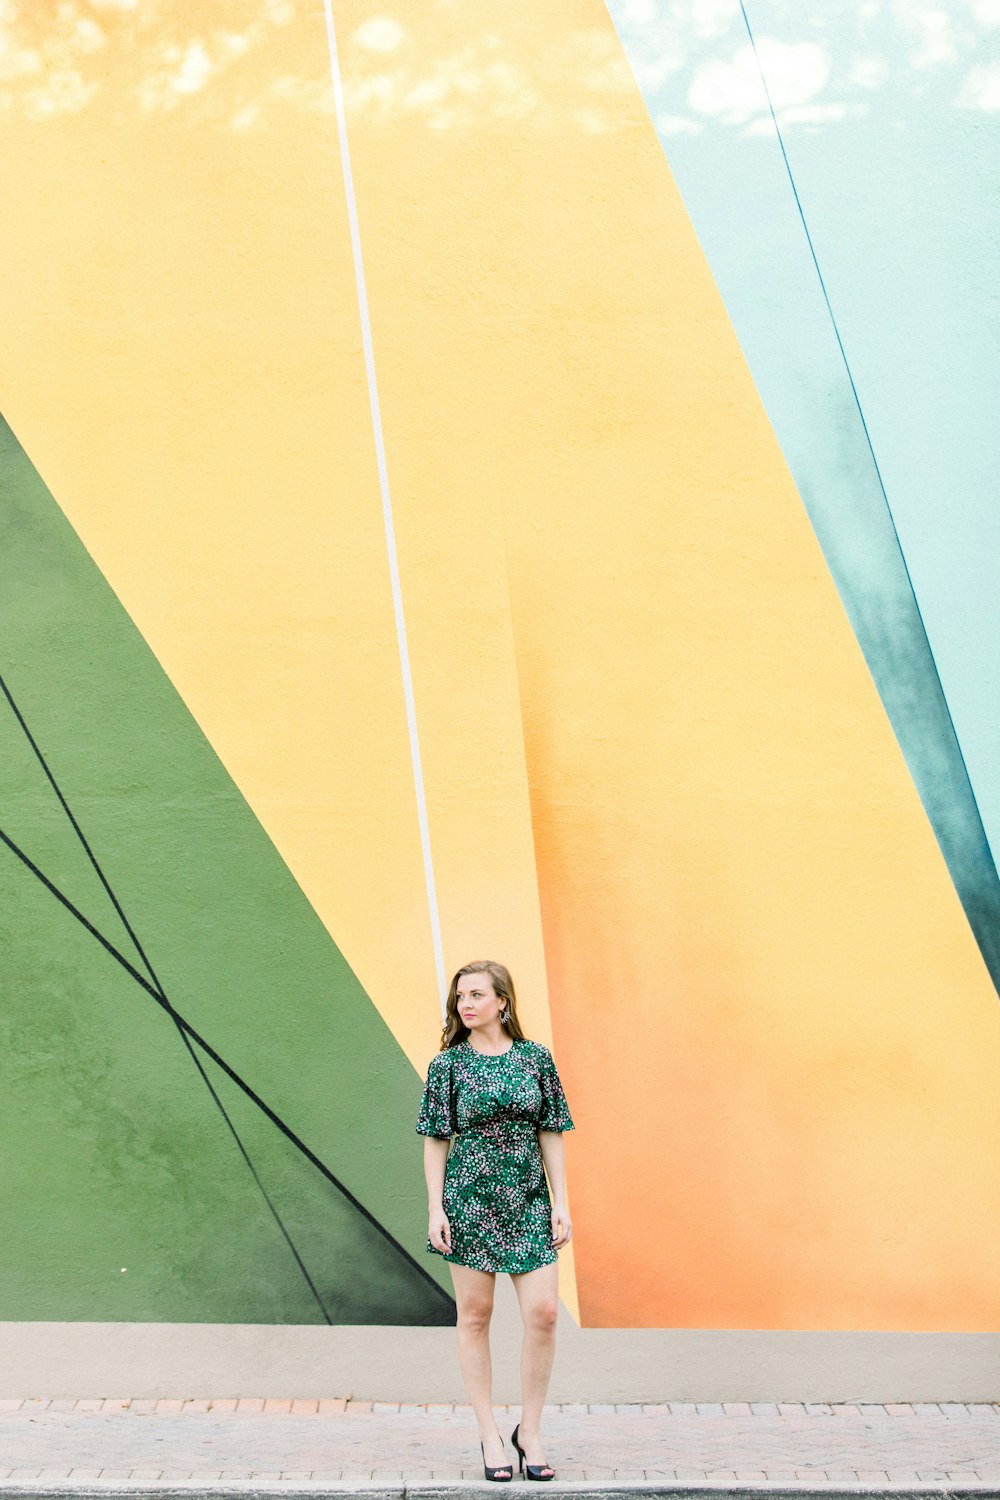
[438,959,526,1050]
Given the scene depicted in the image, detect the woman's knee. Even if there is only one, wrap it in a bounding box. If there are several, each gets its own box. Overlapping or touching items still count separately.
[525,1297,558,1332]
[457,1297,494,1332]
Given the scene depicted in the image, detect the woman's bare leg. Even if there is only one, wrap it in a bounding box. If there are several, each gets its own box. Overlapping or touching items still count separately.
[448,1263,511,1474]
[509,1260,560,1475]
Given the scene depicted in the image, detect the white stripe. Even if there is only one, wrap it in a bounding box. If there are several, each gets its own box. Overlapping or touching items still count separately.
[321,0,448,1014]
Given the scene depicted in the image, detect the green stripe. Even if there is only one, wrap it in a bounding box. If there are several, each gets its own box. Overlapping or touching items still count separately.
[0,414,452,1322]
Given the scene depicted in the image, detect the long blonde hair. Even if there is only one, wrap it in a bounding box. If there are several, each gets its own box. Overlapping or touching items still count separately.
[438,960,527,1050]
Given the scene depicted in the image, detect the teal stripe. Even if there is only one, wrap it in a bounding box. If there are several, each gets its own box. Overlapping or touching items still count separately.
[604,0,1000,993]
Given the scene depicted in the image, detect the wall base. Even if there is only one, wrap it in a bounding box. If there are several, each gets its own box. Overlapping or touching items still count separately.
[3,1289,998,1403]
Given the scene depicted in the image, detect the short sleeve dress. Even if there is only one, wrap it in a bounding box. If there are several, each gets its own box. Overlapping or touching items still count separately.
[415,1037,574,1274]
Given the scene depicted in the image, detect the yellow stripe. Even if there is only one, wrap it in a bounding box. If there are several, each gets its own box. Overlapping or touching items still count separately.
[336,0,1000,1326]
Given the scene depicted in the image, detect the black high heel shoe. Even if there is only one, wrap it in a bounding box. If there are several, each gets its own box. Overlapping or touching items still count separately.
[511,1423,555,1481]
[480,1437,513,1482]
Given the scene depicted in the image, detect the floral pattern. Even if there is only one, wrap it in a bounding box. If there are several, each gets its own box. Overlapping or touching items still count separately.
[415,1038,574,1274]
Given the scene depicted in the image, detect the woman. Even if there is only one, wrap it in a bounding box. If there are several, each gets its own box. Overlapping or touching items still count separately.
[416,959,575,1483]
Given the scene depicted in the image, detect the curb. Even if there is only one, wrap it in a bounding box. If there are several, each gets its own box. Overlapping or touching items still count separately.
[0,1484,997,1498]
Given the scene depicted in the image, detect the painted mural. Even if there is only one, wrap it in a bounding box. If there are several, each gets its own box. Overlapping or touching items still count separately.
[1,0,998,1338]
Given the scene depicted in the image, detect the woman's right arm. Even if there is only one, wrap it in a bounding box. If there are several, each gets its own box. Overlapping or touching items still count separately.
[424,1137,452,1252]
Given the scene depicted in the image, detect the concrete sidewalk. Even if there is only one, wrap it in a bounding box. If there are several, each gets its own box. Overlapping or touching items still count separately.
[1,1398,999,1495]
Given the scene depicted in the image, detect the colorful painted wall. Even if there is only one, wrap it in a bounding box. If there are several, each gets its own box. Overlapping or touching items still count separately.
[1,0,999,1383]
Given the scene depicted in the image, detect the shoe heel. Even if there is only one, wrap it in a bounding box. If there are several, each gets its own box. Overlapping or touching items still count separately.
[511,1423,554,1481]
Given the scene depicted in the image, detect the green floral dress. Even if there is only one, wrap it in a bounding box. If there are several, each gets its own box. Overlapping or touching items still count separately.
[415,1038,575,1274]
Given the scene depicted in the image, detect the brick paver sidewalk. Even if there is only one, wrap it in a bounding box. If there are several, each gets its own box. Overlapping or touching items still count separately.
[1,1399,999,1494]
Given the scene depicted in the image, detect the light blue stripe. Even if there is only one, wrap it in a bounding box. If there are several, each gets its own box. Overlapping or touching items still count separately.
[604,0,1000,991]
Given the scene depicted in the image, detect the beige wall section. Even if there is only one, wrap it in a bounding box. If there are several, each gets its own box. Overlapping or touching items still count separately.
[2,1318,999,1403]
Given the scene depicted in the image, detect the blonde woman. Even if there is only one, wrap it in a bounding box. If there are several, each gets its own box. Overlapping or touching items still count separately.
[416,959,575,1482]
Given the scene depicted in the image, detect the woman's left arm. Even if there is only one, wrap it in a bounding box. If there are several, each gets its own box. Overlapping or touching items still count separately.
[538,1130,573,1248]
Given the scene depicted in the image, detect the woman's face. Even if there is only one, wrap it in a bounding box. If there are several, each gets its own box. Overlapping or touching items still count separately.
[456,972,503,1030]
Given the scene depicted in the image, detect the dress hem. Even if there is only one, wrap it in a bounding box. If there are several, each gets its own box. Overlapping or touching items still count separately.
[428,1247,559,1274]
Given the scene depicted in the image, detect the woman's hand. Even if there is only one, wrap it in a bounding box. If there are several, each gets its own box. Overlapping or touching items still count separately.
[551,1200,573,1249]
[428,1207,452,1253]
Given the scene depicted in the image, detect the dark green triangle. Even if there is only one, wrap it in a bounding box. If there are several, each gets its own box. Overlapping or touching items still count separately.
[197,1045,454,1325]
[0,413,453,1322]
